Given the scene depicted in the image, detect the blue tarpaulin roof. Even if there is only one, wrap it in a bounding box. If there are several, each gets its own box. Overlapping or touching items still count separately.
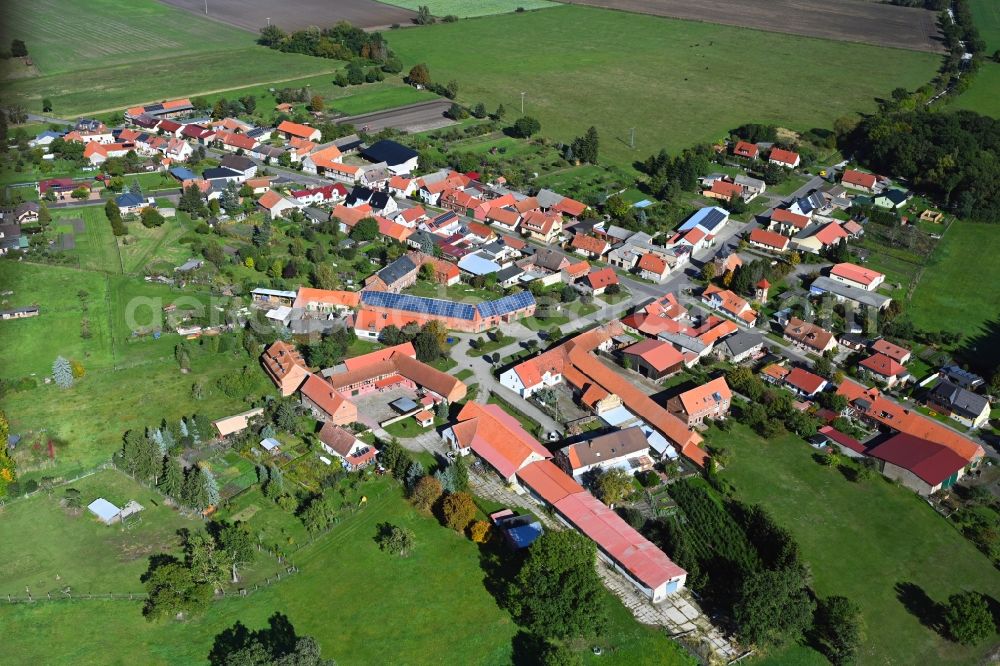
[504,521,543,549]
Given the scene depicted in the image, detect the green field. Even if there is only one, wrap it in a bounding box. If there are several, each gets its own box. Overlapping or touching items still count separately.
[0,469,198,597]
[328,84,438,116]
[970,0,1000,51]
[712,422,1000,665]
[909,221,1000,348]
[0,480,692,665]
[377,0,557,18]
[386,6,939,167]
[0,0,254,76]
[3,48,336,117]
[951,62,1000,117]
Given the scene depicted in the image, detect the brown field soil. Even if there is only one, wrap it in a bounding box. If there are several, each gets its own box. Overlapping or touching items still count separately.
[159,0,417,32]
[557,0,943,52]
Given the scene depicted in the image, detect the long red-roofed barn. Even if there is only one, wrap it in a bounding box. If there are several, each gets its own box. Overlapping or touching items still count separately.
[442,405,687,600]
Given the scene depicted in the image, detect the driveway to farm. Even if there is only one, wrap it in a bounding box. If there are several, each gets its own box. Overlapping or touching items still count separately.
[336,99,456,134]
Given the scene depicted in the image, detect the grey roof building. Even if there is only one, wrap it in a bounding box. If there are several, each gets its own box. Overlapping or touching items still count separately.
[809,276,891,310]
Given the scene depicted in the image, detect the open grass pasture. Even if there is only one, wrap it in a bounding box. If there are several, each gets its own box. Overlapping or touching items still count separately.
[0,469,198,597]
[908,221,1000,333]
[3,48,337,117]
[376,0,558,18]
[1,479,692,665]
[712,422,1000,665]
[0,0,255,76]
[952,62,1000,117]
[970,0,1000,52]
[386,6,939,168]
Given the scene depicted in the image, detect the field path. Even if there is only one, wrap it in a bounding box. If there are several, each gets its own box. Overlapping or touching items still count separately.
[78,69,341,116]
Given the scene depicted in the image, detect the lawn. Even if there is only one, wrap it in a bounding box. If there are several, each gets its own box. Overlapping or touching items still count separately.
[328,84,439,116]
[712,422,1000,665]
[908,221,1000,369]
[376,0,558,18]
[0,0,255,76]
[970,0,1000,52]
[118,211,196,275]
[54,205,123,274]
[383,417,434,438]
[951,62,1000,117]
[0,468,199,597]
[386,6,939,168]
[2,48,336,117]
[0,479,691,665]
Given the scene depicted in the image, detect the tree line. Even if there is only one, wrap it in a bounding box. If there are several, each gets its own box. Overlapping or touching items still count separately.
[258,22,403,73]
[647,478,861,663]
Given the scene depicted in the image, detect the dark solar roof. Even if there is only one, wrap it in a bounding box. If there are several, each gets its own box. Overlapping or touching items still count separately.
[360,140,419,167]
[202,167,242,180]
[477,291,535,318]
[361,290,477,320]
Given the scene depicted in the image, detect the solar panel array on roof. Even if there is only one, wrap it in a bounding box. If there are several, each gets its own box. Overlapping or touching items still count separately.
[361,291,477,320]
[477,291,535,318]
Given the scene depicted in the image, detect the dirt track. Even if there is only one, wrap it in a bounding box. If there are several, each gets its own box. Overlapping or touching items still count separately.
[335,99,456,133]
[159,0,417,32]
[559,0,943,52]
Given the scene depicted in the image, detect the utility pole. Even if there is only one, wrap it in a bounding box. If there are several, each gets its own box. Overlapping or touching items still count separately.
[629,127,635,149]
[204,0,208,14]
[520,92,525,115]
[266,17,271,26]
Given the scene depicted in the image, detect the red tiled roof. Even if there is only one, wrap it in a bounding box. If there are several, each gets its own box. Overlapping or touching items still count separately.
[553,491,686,588]
[344,341,416,371]
[771,208,810,229]
[624,339,684,373]
[585,267,619,289]
[769,147,800,165]
[831,262,884,286]
[277,120,319,139]
[516,460,584,504]
[293,288,360,310]
[818,425,866,455]
[307,144,343,169]
[708,180,743,199]
[571,234,609,255]
[677,377,732,416]
[554,196,587,217]
[870,339,910,363]
[749,228,790,250]
[860,353,906,378]
[842,169,877,189]
[785,367,826,395]
[868,433,968,486]
[452,402,551,479]
[733,141,759,158]
[637,253,668,275]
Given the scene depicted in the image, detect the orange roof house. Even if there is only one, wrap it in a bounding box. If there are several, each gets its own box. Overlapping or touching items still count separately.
[870,339,911,364]
[842,169,878,191]
[859,353,907,385]
[277,120,321,142]
[622,339,684,378]
[444,402,552,481]
[830,263,885,290]
[293,288,361,312]
[300,374,358,425]
[701,285,757,325]
[783,317,837,353]
[768,147,800,168]
[704,180,744,202]
[770,207,811,231]
[733,141,759,159]
[343,341,416,371]
[748,228,790,252]
[583,267,619,294]
[668,377,732,427]
[261,341,310,396]
[571,234,610,258]
[836,379,984,463]
[637,253,670,280]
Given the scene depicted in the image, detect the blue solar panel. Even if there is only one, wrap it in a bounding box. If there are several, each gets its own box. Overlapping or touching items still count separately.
[477,291,535,318]
[361,291,477,320]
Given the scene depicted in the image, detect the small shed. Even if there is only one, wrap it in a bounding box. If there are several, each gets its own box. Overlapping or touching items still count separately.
[260,437,281,454]
[88,498,121,525]
[413,410,434,427]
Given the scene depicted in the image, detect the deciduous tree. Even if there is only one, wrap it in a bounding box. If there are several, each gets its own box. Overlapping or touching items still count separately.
[142,557,212,621]
[507,531,607,640]
[441,491,476,532]
[944,591,993,645]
